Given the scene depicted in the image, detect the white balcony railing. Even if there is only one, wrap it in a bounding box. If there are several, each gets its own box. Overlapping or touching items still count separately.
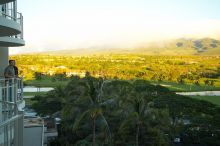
[0,10,23,23]
[0,2,24,39]
[0,78,24,146]
[0,11,24,39]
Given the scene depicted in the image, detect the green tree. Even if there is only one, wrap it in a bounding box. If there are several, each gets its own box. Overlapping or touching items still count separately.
[62,77,112,146]
[34,72,43,80]
[32,85,66,116]
[118,80,170,146]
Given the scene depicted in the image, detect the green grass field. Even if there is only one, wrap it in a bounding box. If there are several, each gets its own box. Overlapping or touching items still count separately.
[152,81,220,92]
[23,92,47,96]
[24,79,220,92]
[189,96,220,106]
[24,79,69,87]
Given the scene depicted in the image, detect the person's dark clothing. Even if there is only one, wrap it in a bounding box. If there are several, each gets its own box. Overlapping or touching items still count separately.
[14,66,18,77]
[4,66,15,78]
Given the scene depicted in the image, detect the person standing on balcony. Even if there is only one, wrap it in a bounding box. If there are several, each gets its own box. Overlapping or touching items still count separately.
[4,60,17,101]
[4,60,16,79]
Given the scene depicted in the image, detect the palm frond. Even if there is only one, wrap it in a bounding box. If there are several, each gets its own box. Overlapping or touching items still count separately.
[100,114,112,142]
[119,112,139,132]
[73,109,91,130]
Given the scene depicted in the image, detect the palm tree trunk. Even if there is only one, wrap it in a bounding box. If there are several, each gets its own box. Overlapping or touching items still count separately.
[93,118,96,146]
[136,124,140,146]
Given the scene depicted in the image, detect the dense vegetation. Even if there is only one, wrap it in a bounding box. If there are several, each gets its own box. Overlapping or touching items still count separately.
[11,54,220,90]
[32,76,220,146]
[13,52,219,145]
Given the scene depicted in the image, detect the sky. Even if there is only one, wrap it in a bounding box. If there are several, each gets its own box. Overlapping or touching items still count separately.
[11,0,220,54]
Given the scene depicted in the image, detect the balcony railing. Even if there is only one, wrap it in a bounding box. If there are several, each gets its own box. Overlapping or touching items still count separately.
[0,11,24,39]
[0,78,23,104]
[0,10,22,23]
[0,3,24,39]
[0,77,24,146]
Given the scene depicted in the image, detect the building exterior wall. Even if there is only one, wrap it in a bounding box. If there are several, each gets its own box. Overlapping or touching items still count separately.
[0,47,8,77]
[0,0,25,145]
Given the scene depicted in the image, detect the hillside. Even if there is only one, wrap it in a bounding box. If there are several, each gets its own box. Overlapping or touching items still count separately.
[135,38,220,55]
[38,38,220,56]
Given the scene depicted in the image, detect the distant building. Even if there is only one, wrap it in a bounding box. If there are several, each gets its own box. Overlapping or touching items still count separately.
[66,71,86,77]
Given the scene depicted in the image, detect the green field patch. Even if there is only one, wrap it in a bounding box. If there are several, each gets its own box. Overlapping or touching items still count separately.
[23,92,47,96]
[189,95,220,106]
[152,81,220,92]
[24,79,69,87]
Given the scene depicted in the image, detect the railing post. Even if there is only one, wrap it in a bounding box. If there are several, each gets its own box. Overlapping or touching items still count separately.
[0,83,2,122]
[14,116,19,146]
[21,14,23,39]
[18,111,24,146]
[6,80,9,120]
[13,0,17,21]
[4,124,8,146]
[14,78,18,103]
[21,78,23,100]
[11,78,14,103]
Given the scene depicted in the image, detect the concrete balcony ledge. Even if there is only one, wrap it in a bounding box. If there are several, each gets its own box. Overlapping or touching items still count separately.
[0,36,25,46]
[0,16,22,36]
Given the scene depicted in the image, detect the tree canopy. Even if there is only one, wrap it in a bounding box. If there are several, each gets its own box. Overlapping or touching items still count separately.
[32,76,220,146]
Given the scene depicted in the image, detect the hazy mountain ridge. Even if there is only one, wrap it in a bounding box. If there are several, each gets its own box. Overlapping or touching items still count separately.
[135,38,220,55]
[37,38,220,55]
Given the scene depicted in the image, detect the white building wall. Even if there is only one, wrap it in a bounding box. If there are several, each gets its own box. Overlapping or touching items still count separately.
[0,47,8,77]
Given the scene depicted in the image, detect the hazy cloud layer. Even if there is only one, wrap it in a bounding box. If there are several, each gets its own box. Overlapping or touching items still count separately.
[11,0,220,54]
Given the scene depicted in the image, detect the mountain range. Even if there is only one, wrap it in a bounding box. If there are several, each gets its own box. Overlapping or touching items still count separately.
[39,38,220,56]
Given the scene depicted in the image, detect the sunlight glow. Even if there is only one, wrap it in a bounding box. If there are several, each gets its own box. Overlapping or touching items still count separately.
[11,0,220,54]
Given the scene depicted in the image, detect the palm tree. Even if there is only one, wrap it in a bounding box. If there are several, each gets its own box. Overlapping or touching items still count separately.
[63,77,112,146]
[101,80,133,106]
[119,93,153,146]
[118,80,155,146]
